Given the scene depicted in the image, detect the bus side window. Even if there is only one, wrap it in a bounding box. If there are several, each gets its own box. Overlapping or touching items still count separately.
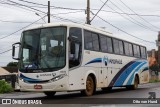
[119,40,124,55]
[124,42,129,56]
[107,37,113,53]
[140,46,147,59]
[100,35,108,52]
[113,39,120,54]
[69,27,82,68]
[84,30,92,50]
[137,45,140,58]
[92,33,99,51]
[128,43,133,56]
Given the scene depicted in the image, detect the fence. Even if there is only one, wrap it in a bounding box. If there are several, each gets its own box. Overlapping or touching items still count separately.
[149,70,160,80]
[0,74,17,89]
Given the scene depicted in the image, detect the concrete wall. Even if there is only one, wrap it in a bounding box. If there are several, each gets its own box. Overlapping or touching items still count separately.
[0,67,9,75]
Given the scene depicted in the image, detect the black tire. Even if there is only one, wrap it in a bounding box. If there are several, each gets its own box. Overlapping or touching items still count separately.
[44,91,56,97]
[101,87,112,91]
[126,76,138,90]
[81,75,95,96]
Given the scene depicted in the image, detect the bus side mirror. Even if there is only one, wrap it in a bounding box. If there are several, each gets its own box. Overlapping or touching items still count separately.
[12,42,21,60]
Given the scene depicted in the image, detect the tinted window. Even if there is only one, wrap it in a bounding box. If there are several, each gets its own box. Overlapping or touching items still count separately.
[84,30,99,51]
[84,30,92,50]
[100,35,113,53]
[113,39,120,54]
[119,41,124,55]
[124,42,129,56]
[69,27,82,42]
[133,45,141,57]
[133,45,138,57]
[128,43,133,56]
[92,33,99,51]
[107,37,113,53]
[140,46,147,58]
[144,47,147,58]
[69,27,82,68]
[100,35,108,52]
[137,45,140,57]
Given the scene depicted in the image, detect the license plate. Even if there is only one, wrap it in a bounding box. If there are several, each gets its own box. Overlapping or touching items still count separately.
[34,85,42,89]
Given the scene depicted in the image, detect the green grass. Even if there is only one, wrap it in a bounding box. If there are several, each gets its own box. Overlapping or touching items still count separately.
[0,80,13,94]
[149,79,160,83]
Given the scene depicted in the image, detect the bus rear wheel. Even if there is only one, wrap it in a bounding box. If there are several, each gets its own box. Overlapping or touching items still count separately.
[126,76,138,90]
[81,75,95,96]
[44,91,56,97]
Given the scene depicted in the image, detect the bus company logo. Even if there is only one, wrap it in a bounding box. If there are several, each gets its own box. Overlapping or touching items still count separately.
[103,56,109,66]
[103,56,122,66]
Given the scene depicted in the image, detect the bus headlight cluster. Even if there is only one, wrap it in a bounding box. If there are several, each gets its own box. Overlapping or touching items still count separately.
[19,77,24,82]
[50,74,66,82]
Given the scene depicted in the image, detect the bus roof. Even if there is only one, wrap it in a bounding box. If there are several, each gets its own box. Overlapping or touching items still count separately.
[24,22,146,47]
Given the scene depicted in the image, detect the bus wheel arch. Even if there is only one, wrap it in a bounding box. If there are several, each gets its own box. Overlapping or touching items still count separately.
[135,74,140,84]
[44,91,56,97]
[126,74,139,90]
[81,73,97,96]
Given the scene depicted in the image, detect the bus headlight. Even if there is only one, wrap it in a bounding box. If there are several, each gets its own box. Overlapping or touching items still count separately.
[50,74,66,82]
[19,77,24,82]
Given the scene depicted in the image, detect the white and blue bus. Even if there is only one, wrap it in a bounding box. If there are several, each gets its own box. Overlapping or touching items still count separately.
[12,22,149,96]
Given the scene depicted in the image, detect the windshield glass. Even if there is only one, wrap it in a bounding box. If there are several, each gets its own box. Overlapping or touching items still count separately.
[19,27,66,72]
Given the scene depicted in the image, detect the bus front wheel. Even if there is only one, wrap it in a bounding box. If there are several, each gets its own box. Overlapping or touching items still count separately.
[81,75,95,96]
[44,91,56,97]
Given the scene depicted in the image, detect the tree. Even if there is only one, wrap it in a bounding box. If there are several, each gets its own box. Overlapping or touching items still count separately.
[6,62,18,67]
[150,64,159,80]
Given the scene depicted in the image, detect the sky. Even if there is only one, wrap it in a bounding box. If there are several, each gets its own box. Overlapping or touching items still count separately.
[0,0,160,66]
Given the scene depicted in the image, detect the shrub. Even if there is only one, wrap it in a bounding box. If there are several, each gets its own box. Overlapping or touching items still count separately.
[0,80,13,93]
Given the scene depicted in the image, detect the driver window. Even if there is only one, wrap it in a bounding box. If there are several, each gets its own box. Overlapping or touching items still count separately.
[69,27,82,68]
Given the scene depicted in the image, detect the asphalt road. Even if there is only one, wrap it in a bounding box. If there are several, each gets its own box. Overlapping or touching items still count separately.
[0,82,160,106]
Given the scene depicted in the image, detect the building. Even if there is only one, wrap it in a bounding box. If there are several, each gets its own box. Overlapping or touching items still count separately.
[147,49,158,67]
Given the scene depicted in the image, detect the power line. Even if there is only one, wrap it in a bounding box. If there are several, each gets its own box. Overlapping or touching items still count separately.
[0,1,41,14]
[90,12,155,44]
[1,1,84,17]
[108,0,158,32]
[0,19,42,24]
[90,0,109,22]
[6,0,46,14]
[91,9,160,18]
[7,0,160,18]
[118,0,160,30]
[0,2,84,17]
[18,0,85,10]
[0,48,12,55]
[53,10,84,15]
[99,0,157,32]
[51,14,84,24]
[0,1,48,8]
[18,0,47,7]
[0,15,46,40]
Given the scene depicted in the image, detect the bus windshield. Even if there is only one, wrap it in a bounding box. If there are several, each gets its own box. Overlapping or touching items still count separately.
[19,27,66,72]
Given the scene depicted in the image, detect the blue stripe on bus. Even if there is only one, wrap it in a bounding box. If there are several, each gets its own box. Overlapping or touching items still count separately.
[126,62,147,85]
[108,61,135,87]
[20,73,41,82]
[85,58,102,65]
[113,61,142,86]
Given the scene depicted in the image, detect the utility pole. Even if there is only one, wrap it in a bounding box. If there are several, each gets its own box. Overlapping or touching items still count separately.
[157,32,160,71]
[86,0,90,24]
[48,1,50,23]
